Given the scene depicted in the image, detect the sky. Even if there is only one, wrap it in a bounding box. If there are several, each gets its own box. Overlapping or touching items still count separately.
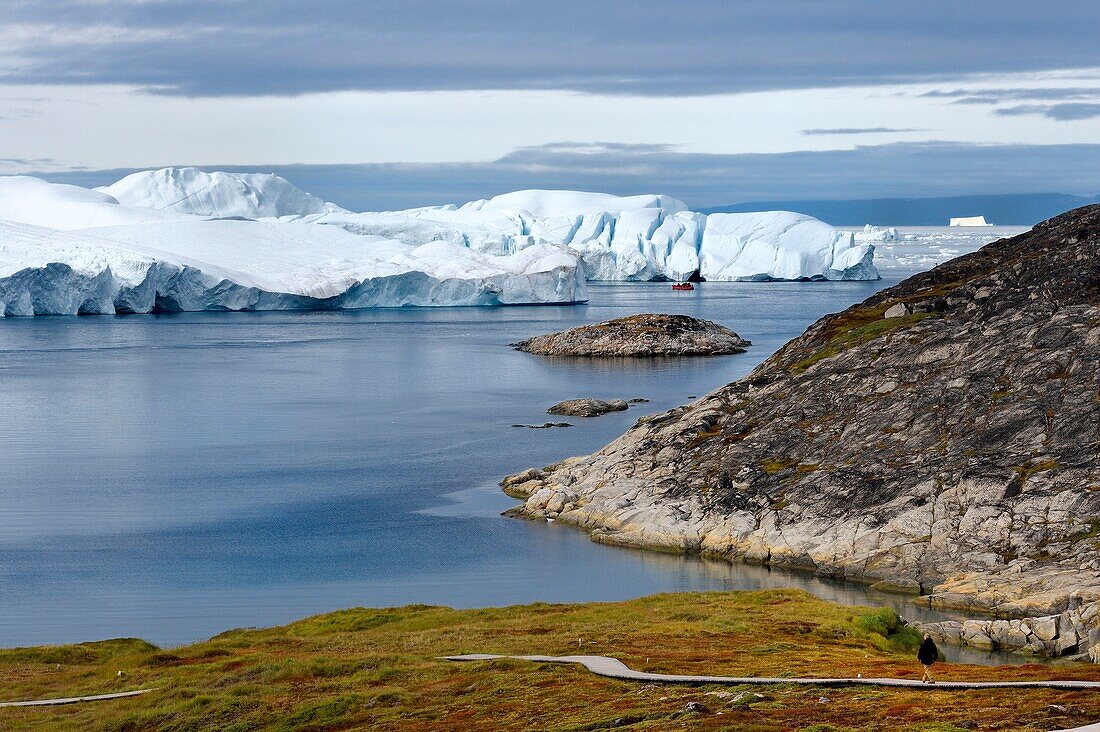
[2,0,1100,209]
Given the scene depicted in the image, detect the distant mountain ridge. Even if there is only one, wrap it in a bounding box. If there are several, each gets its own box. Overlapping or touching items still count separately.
[703,193,1100,226]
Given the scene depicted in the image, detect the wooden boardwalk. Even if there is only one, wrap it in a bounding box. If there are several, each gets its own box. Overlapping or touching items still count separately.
[0,688,154,708]
[447,654,1100,730]
[443,653,1100,690]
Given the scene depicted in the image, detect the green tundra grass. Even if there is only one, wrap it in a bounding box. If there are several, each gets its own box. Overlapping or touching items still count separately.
[2,590,1099,731]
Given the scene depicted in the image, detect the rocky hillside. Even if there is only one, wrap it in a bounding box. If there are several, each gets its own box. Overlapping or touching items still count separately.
[503,205,1100,657]
[513,314,750,356]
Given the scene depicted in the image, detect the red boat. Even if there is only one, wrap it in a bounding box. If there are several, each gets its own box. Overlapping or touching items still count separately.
[671,282,695,291]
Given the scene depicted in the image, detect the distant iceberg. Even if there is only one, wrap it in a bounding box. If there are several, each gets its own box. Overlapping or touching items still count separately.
[855,224,899,243]
[0,168,878,317]
[949,215,992,227]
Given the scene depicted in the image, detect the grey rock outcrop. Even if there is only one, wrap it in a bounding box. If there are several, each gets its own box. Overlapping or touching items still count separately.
[512,314,750,356]
[918,603,1098,657]
[502,206,1100,658]
[548,398,629,418]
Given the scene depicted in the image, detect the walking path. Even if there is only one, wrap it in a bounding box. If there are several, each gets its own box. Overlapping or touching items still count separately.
[444,653,1100,690]
[447,655,1100,731]
[0,688,154,708]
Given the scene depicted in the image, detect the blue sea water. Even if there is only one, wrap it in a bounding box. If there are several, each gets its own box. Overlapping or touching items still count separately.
[0,277,1027,664]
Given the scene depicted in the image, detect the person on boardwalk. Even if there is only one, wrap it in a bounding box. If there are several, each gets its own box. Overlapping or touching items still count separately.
[918,633,940,683]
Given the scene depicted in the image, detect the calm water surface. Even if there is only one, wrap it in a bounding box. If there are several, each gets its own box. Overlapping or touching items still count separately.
[0,275,1028,664]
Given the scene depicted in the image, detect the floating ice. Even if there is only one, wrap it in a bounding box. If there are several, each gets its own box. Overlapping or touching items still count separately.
[315,192,878,282]
[0,216,586,316]
[855,224,900,243]
[0,170,881,316]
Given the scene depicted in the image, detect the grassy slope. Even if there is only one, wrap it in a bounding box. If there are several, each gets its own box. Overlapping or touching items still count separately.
[2,590,1099,731]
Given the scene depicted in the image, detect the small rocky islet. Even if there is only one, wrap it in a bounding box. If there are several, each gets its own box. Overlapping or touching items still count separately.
[503,205,1100,661]
[511,313,751,357]
[548,398,629,418]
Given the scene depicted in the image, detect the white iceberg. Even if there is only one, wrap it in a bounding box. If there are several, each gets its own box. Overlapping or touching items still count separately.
[0,217,586,316]
[949,215,992,227]
[855,224,900,243]
[311,190,878,282]
[467,189,689,217]
[0,170,879,316]
[698,212,875,281]
[88,174,879,283]
[100,167,346,219]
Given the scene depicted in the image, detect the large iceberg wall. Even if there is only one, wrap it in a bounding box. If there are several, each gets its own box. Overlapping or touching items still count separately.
[0,171,878,317]
[0,216,587,316]
[80,174,879,283]
[315,190,879,282]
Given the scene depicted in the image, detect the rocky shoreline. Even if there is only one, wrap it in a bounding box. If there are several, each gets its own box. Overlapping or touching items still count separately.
[501,206,1100,660]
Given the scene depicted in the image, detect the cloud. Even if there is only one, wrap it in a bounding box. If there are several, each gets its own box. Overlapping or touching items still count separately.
[917,86,1100,119]
[994,103,1100,120]
[37,141,1100,211]
[0,156,86,171]
[921,87,1100,101]
[509,141,681,155]
[801,127,923,135]
[2,1,1100,96]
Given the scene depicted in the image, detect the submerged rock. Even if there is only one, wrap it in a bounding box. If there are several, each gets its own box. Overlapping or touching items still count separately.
[503,205,1100,657]
[548,398,629,418]
[513,314,750,356]
[512,422,573,429]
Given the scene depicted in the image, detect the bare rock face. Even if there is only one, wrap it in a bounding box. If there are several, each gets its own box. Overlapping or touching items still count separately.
[512,314,750,356]
[502,205,1100,657]
[548,398,629,417]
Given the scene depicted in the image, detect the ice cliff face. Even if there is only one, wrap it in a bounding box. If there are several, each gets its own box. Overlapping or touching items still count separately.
[0,175,586,315]
[0,170,877,316]
[316,191,878,282]
[68,171,880,283]
[0,217,584,315]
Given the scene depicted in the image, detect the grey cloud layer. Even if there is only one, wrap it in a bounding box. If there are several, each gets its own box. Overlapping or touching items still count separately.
[994,103,1100,120]
[921,87,1100,101]
[3,1,1100,96]
[920,86,1100,112]
[38,141,1100,211]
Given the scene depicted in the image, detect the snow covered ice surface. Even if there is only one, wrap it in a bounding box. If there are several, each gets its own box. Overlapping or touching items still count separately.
[100,168,347,219]
[0,168,878,316]
[0,175,187,230]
